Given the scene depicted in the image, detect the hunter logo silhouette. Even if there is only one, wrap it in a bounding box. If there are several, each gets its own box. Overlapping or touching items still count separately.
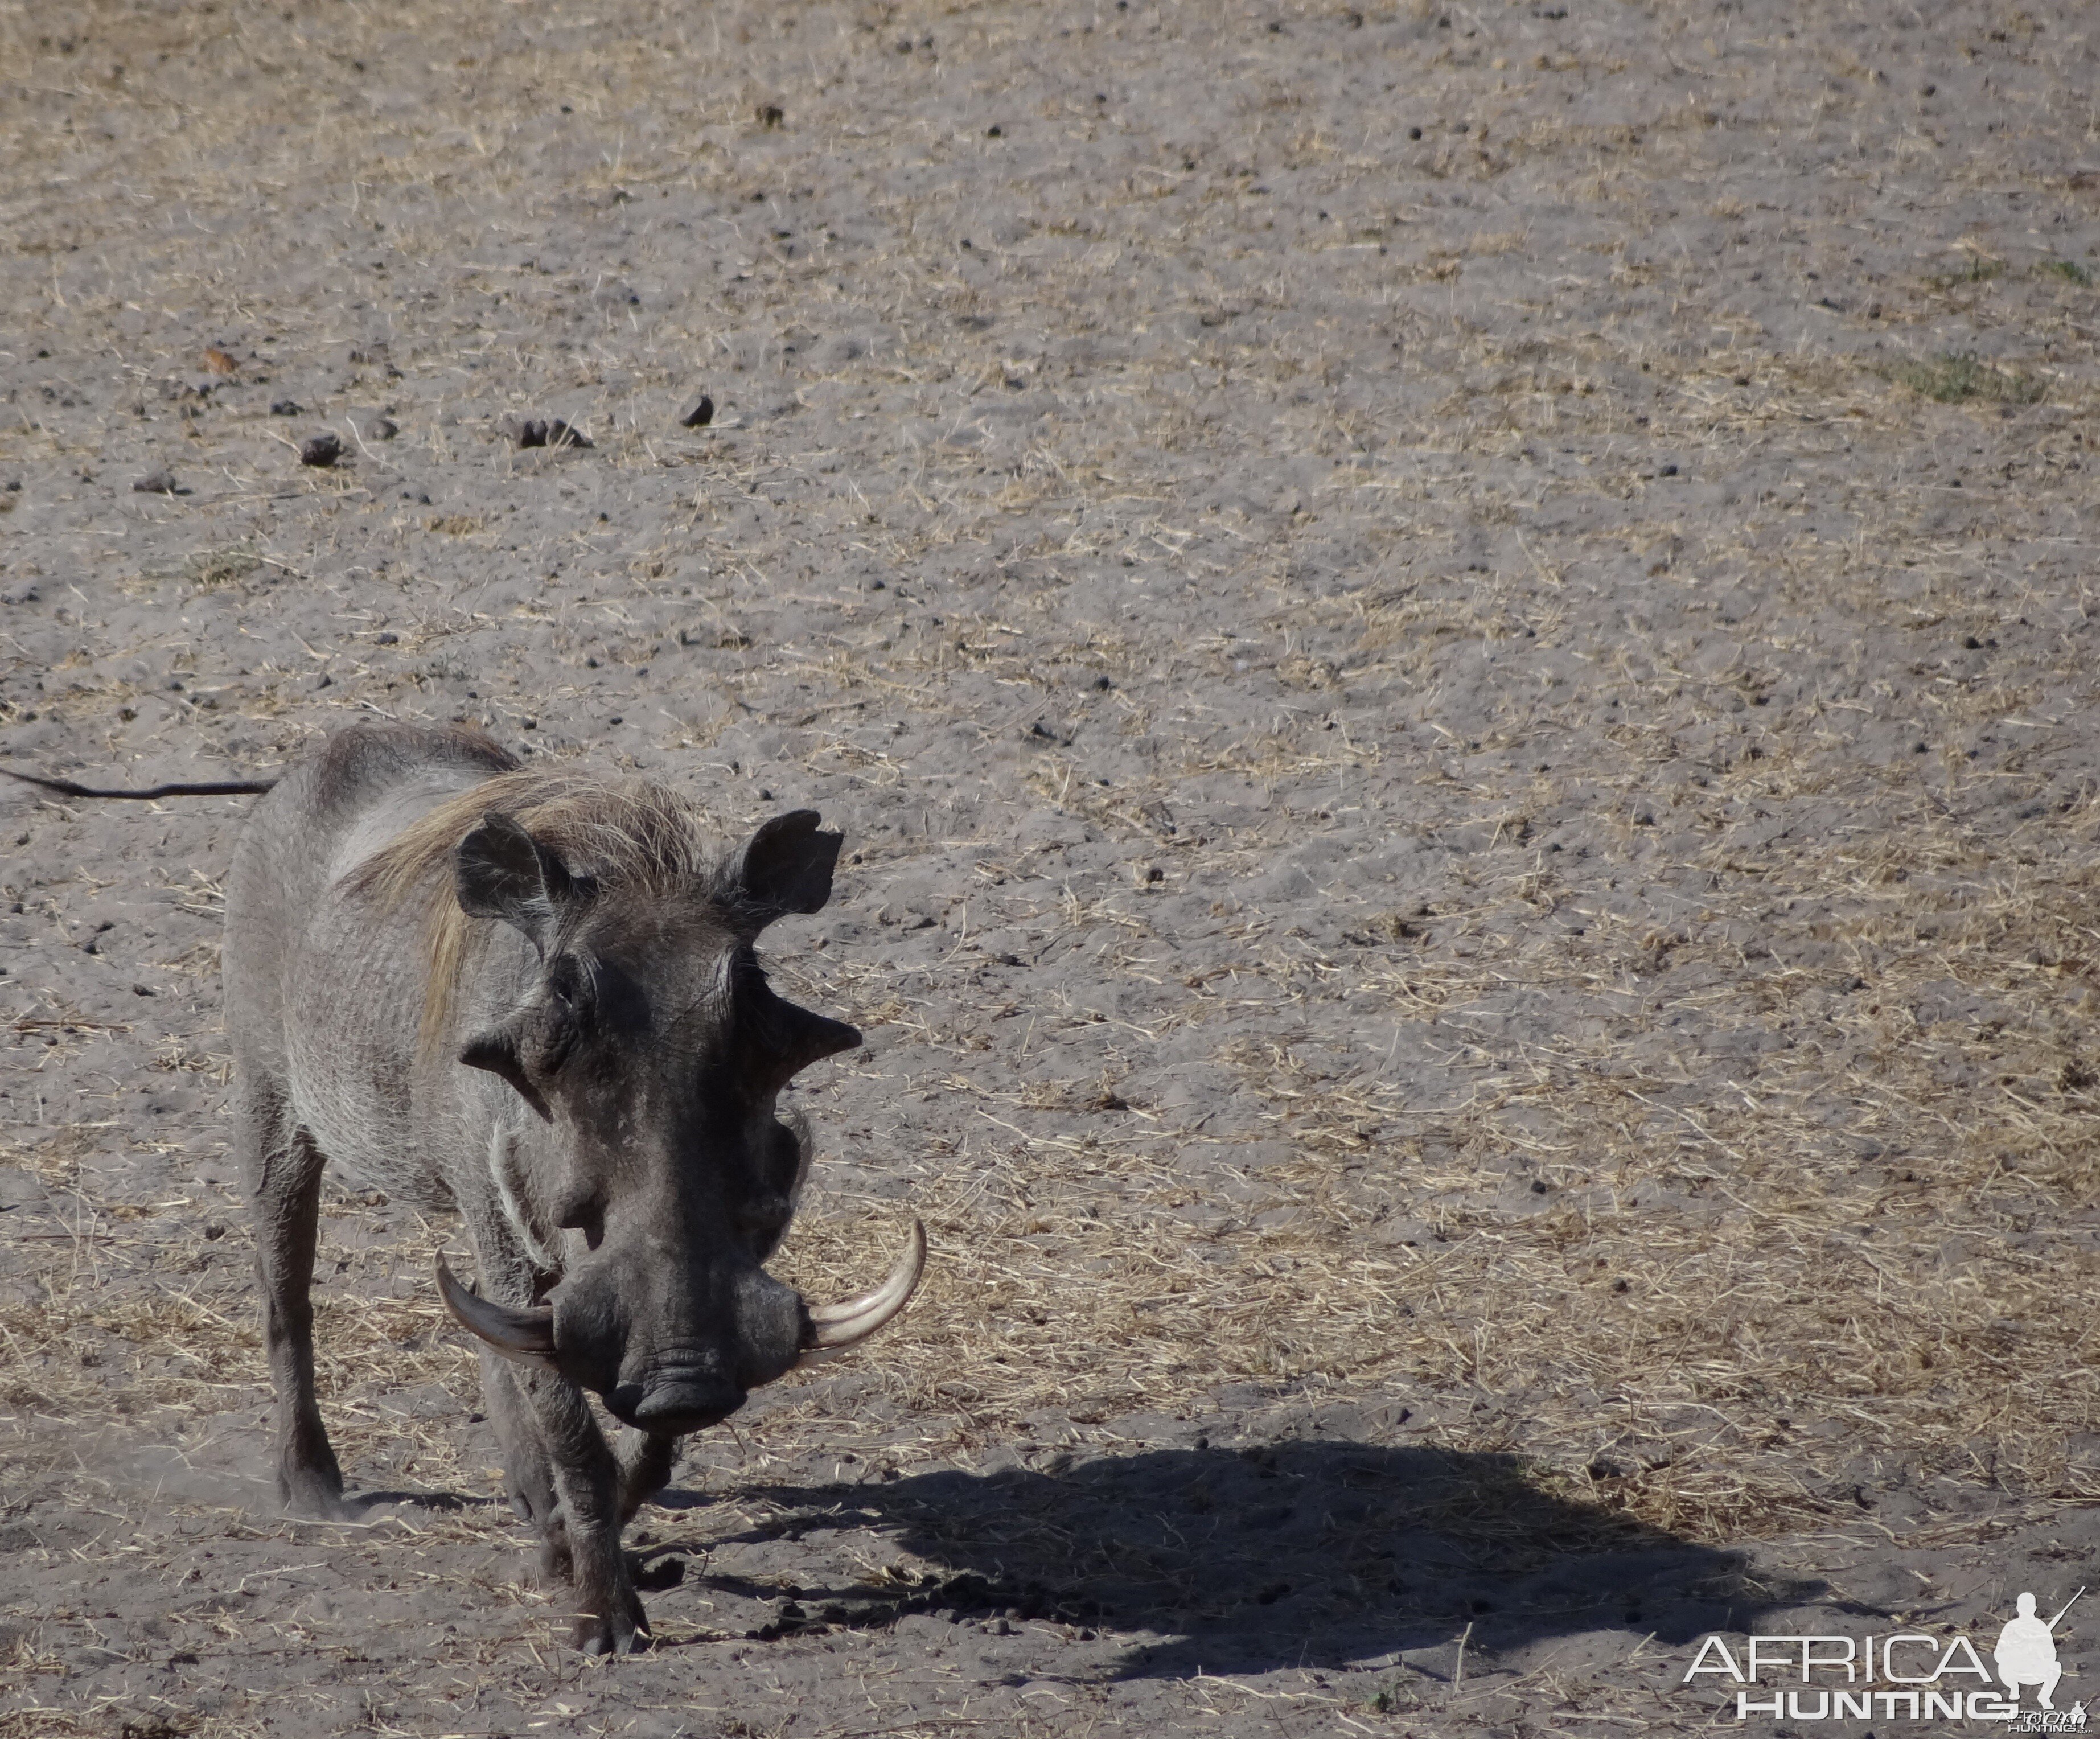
[1998,1589,2083,1711]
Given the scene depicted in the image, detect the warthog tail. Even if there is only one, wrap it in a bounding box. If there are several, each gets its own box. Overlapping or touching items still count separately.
[1,766,276,800]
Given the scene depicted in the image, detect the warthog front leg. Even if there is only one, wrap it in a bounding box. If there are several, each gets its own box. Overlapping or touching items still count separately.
[616,1429,680,1524]
[477,1349,568,1579]
[241,1083,347,1519]
[480,1356,670,1590]
[522,1370,646,1655]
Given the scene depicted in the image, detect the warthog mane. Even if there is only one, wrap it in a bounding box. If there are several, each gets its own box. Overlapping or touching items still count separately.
[347,768,736,1055]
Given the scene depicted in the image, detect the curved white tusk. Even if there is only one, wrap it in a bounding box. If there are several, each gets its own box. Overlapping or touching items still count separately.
[796,1218,927,1367]
[435,1254,560,1371]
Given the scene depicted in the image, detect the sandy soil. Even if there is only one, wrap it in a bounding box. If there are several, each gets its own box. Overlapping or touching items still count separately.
[5,0,2100,1733]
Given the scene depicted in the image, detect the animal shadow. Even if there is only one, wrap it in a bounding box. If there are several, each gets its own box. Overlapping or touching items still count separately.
[695,1440,1808,1679]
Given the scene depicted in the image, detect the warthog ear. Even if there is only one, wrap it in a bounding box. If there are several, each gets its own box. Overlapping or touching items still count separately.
[734,810,843,927]
[455,812,576,952]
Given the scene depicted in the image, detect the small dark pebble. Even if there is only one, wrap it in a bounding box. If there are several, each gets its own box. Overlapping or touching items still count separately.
[374,631,398,646]
[987,124,1002,137]
[607,715,622,726]
[680,394,714,429]
[1091,673,1113,690]
[1659,462,1678,476]
[270,399,302,416]
[299,433,344,467]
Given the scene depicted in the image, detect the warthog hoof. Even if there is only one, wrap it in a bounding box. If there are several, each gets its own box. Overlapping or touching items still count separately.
[574,1590,650,1656]
[278,1461,350,1520]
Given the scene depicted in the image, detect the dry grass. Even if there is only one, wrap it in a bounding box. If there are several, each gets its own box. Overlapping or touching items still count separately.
[1885,351,2046,405]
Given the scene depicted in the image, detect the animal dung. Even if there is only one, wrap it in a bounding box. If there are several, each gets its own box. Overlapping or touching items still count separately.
[299,433,344,468]
[680,394,715,429]
[500,413,594,450]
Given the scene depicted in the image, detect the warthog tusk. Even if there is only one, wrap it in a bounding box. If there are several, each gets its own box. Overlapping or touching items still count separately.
[797,1219,927,1367]
[435,1254,560,1371]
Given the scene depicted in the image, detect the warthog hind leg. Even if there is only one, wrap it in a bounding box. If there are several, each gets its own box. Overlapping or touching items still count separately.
[242,1088,347,1518]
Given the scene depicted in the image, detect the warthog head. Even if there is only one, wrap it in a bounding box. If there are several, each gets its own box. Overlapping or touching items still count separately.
[428,803,922,1433]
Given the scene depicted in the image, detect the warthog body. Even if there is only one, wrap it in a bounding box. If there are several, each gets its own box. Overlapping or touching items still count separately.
[214,724,920,1652]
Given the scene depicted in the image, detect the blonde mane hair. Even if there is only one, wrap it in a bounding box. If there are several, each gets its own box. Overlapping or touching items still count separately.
[346,771,724,1053]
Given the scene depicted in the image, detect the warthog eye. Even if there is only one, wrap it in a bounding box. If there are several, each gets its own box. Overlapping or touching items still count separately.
[546,952,587,1007]
[536,955,593,1072]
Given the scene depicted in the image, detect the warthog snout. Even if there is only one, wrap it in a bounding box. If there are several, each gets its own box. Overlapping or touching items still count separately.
[618,1373,746,1434]
[437,1217,927,1424]
[552,1251,807,1432]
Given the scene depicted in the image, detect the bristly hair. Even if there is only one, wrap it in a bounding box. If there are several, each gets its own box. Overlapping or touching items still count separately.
[344,771,725,1055]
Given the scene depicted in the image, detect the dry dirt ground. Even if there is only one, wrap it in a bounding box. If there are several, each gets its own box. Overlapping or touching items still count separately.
[5,0,2100,1733]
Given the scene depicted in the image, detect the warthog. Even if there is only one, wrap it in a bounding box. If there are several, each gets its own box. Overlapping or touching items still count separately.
[5,725,923,1652]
